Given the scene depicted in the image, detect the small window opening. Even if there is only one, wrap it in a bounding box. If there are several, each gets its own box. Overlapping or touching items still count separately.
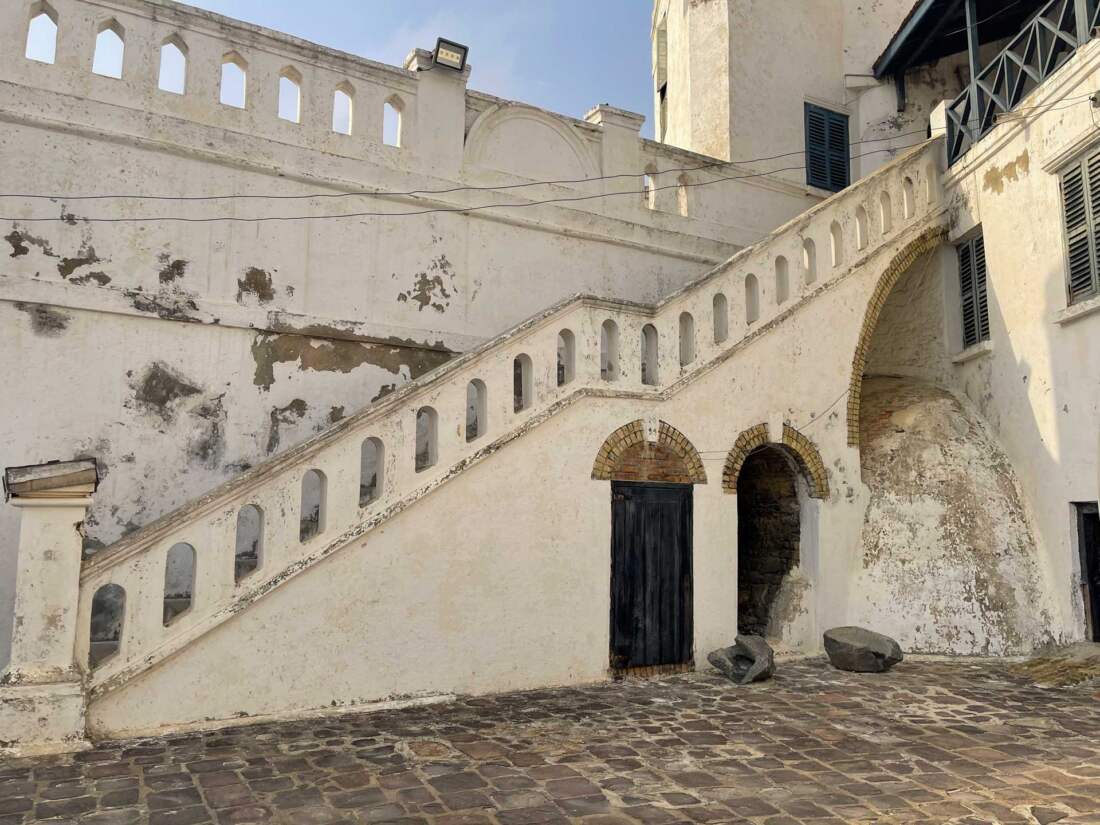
[333,84,354,135]
[513,354,533,412]
[856,206,869,250]
[235,505,263,582]
[26,4,58,65]
[92,20,125,79]
[830,221,844,267]
[415,407,438,471]
[880,191,893,234]
[278,68,301,123]
[641,324,659,386]
[466,381,487,442]
[802,238,817,284]
[957,234,990,349]
[360,437,384,503]
[557,329,575,386]
[745,274,760,324]
[677,175,690,217]
[903,177,916,219]
[220,52,247,109]
[775,256,790,304]
[383,97,403,147]
[713,293,729,343]
[163,542,195,626]
[89,583,125,668]
[642,170,657,210]
[601,320,620,381]
[299,469,326,541]
[679,312,695,367]
[158,36,187,95]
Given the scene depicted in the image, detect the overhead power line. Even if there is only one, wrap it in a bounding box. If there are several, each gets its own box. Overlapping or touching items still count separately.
[0,129,935,205]
[0,143,929,224]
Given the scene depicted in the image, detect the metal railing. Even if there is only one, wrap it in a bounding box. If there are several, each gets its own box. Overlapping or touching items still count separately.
[947,0,1100,164]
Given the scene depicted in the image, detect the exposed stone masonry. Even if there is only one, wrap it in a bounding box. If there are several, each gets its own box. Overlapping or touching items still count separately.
[736,448,802,637]
[722,425,828,500]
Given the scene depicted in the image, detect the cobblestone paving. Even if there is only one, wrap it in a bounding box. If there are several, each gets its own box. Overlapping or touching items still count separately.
[4,659,1100,825]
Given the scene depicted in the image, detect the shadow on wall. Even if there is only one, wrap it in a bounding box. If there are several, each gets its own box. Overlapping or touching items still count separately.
[851,245,1062,654]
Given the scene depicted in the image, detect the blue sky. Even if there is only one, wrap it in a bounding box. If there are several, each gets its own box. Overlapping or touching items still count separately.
[184,1,656,135]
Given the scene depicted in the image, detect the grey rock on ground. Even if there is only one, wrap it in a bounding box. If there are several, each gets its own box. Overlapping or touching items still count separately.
[824,626,904,673]
[707,634,775,684]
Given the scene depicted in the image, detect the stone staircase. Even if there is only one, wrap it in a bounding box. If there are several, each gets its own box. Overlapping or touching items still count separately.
[73,139,946,702]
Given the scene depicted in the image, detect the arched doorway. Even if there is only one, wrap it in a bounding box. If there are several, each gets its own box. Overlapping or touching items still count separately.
[736,447,801,637]
[723,423,828,649]
[592,421,706,674]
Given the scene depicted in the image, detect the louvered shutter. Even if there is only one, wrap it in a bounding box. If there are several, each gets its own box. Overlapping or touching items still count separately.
[958,242,978,348]
[973,236,990,342]
[805,104,850,193]
[827,110,850,191]
[1063,155,1098,303]
[957,235,990,349]
[805,106,830,190]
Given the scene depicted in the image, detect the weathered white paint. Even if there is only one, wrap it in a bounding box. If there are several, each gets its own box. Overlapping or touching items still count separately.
[0,0,819,668]
[2,0,1098,753]
[653,0,967,180]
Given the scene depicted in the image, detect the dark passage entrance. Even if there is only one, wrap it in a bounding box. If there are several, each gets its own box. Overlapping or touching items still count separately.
[1078,503,1100,642]
[610,482,693,671]
[737,447,801,637]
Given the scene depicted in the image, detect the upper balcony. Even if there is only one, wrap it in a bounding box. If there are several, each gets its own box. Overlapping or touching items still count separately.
[875,0,1099,165]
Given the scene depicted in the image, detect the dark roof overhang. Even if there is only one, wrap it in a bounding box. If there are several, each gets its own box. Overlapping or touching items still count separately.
[873,0,1048,79]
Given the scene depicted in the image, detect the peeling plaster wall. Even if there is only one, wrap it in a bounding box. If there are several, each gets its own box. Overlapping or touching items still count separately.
[83,211,1073,737]
[0,0,826,667]
[941,40,1100,642]
[0,302,450,666]
[855,378,1055,655]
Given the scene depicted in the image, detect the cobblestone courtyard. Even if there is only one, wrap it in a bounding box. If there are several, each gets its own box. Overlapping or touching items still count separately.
[4,659,1100,825]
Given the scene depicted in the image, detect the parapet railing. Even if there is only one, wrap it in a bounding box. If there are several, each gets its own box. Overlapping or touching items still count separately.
[73,137,945,697]
[947,0,1100,165]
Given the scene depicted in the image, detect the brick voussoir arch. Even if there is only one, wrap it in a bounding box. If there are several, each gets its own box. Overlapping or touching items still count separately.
[591,420,707,484]
[846,224,950,447]
[722,423,829,499]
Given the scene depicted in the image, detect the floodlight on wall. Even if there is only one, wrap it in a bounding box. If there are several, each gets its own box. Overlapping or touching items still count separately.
[433,38,468,72]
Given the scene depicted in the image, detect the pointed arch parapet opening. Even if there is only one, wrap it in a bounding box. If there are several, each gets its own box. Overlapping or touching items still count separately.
[592,420,707,484]
[721,423,829,499]
[845,224,949,447]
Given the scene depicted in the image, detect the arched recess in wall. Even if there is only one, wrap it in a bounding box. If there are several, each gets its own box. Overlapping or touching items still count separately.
[844,225,949,447]
[26,2,59,65]
[592,420,707,484]
[464,104,599,181]
[158,35,188,95]
[721,423,829,500]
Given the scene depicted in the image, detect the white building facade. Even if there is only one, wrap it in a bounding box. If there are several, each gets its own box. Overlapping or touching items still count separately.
[1,0,1098,755]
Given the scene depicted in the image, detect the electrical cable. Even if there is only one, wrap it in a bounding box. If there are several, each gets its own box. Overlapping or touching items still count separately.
[0,142,930,224]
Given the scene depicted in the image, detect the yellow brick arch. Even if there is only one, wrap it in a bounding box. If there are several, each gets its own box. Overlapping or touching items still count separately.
[721,423,829,499]
[591,420,707,484]
[846,224,949,447]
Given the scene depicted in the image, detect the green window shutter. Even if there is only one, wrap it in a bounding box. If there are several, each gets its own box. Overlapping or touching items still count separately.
[1063,154,1099,304]
[958,241,978,348]
[826,110,850,191]
[958,235,990,349]
[805,104,849,193]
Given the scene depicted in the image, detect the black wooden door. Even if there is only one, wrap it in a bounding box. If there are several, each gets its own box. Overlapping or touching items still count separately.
[1079,504,1100,642]
[610,482,693,670]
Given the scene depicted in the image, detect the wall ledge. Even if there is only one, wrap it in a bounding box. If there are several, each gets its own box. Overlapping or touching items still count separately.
[1055,293,1100,326]
[952,339,993,365]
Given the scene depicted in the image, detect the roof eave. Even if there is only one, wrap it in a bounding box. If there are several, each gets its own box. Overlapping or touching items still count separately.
[873,0,939,79]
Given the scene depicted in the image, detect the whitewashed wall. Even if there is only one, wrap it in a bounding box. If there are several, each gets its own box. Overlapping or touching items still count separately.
[0,0,818,667]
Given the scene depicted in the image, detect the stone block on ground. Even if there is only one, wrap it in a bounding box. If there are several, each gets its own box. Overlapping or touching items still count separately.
[823,626,903,673]
[707,635,775,684]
